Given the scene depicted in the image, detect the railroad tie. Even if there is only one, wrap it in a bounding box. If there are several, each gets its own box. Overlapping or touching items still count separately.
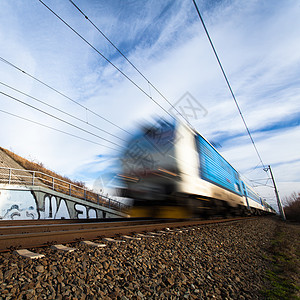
[148,232,163,236]
[51,244,76,252]
[80,241,107,248]
[136,233,155,238]
[14,249,45,259]
[103,238,125,243]
[164,228,176,233]
[122,235,141,241]
[161,230,175,234]
[157,230,169,234]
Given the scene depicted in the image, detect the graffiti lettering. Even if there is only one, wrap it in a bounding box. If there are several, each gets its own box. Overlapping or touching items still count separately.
[43,196,70,219]
[75,204,96,219]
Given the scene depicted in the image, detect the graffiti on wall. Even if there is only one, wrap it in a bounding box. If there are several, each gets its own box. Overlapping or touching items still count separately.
[75,204,97,219]
[40,195,97,219]
[0,189,108,220]
[0,189,38,220]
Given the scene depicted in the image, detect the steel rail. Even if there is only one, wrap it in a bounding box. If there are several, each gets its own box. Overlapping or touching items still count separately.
[0,217,259,252]
[0,219,169,235]
[0,217,143,226]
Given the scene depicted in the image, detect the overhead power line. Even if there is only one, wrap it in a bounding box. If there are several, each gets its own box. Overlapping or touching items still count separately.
[68,0,192,127]
[0,81,124,142]
[0,108,117,150]
[0,56,131,136]
[38,0,175,120]
[192,0,266,169]
[0,91,124,149]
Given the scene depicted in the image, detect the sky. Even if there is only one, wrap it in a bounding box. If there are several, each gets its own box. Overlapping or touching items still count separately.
[0,0,299,210]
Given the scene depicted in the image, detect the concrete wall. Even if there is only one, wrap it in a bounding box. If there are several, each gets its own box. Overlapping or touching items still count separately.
[0,185,127,220]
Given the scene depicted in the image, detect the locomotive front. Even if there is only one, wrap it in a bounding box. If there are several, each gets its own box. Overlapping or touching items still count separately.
[119,120,186,218]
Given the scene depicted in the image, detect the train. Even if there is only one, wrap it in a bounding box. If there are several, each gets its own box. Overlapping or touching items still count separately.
[118,119,276,218]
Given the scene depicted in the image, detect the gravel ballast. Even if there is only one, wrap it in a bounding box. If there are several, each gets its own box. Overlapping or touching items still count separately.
[0,217,278,299]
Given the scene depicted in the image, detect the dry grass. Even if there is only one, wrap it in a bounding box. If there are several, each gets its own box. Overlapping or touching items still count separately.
[284,192,300,222]
[0,147,85,188]
[0,147,123,210]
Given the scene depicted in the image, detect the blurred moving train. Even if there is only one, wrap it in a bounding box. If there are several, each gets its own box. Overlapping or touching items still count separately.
[118,120,275,218]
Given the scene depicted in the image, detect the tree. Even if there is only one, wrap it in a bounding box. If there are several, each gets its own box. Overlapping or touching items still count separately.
[283,192,300,222]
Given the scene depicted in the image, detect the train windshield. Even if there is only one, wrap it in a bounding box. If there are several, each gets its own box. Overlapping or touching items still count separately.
[121,120,178,177]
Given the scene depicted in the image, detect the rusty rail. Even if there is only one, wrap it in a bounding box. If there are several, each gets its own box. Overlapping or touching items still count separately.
[0,217,258,252]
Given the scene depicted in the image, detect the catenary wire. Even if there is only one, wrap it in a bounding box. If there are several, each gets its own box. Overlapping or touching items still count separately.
[0,108,117,151]
[38,0,175,120]
[250,179,272,187]
[250,178,272,182]
[0,81,125,142]
[240,172,272,191]
[0,91,124,149]
[68,0,192,127]
[251,184,274,188]
[71,0,273,189]
[242,162,261,175]
[0,56,131,136]
[192,0,266,169]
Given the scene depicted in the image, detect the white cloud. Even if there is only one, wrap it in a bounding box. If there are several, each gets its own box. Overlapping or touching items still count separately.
[0,0,299,206]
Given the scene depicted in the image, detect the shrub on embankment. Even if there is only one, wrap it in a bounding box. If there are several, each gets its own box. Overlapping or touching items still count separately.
[283,192,300,222]
[0,147,85,188]
[0,147,113,207]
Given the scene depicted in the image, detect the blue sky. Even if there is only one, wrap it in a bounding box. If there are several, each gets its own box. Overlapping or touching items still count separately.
[0,0,299,208]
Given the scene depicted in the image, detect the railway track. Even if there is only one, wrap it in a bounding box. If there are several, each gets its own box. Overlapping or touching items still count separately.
[0,217,255,252]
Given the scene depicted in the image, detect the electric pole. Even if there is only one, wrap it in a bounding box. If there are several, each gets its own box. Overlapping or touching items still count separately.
[267,165,286,220]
